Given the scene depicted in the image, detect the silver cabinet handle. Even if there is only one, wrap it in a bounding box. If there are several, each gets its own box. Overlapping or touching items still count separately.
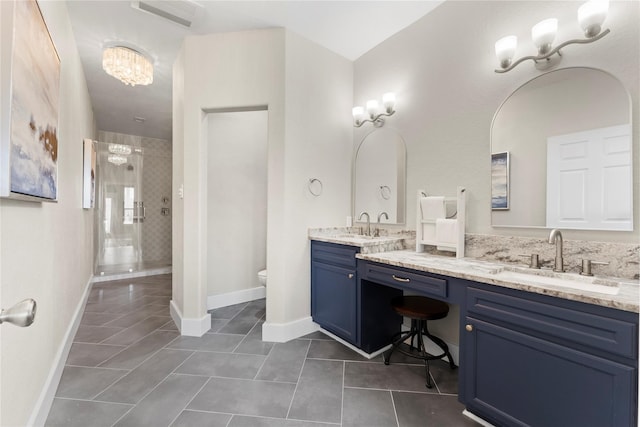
[0,299,36,327]
[466,324,473,332]
[348,273,354,279]
[392,275,410,283]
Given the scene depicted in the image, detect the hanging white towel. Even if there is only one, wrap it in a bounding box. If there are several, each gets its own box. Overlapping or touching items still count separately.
[421,223,437,244]
[420,197,445,221]
[436,218,457,252]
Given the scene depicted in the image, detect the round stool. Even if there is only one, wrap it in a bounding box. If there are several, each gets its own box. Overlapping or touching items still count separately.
[383,295,457,388]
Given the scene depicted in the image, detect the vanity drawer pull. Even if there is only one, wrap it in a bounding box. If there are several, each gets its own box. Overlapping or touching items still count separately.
[392,275,410,283]
[348,273,354,279]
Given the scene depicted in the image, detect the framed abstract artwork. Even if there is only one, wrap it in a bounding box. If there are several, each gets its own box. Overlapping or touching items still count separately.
[0,0,60,202]
[491,152,509,210]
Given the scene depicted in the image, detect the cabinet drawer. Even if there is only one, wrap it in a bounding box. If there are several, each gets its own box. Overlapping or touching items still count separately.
[467,287,637,359]
[311,241,358,269]
[360,263,447,299]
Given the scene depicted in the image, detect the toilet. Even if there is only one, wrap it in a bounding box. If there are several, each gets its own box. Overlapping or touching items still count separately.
[258,269,267,287]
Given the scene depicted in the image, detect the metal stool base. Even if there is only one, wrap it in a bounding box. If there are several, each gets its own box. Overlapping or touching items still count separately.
[383,319,457,388]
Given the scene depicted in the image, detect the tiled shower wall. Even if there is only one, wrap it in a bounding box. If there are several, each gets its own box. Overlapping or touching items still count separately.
[98,131,172,265]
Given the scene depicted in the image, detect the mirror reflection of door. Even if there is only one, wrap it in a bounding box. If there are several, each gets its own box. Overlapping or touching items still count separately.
[491,67,632,230]
[546,124,632,230]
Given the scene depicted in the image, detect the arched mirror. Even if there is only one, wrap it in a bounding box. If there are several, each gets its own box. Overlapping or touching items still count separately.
[491,67,633,230]
[354,127,406,224]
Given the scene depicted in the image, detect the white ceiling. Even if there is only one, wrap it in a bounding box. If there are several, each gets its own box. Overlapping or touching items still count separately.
[66,1,444,141]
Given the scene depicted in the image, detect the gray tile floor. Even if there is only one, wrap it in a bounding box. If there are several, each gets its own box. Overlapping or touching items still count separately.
[46,274,481,427]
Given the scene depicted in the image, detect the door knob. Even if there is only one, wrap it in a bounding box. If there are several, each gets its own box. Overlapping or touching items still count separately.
[465,324,473,332]
[0,299,37,327]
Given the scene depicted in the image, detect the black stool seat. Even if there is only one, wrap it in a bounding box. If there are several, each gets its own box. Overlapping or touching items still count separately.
[384,295,457,388]
[391,295,449,321]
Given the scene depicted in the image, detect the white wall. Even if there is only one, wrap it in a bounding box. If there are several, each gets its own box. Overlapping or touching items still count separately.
[354,0,639,346]
[274,31,353,329]
[172,28,352,338]
[0,1,95,425]
[354,0,639,244]
[207,110,268,296]
[173,29,286,335]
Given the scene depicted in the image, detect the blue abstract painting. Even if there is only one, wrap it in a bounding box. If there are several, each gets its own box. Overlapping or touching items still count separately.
[491,152,509,210]
[9,0,60,200]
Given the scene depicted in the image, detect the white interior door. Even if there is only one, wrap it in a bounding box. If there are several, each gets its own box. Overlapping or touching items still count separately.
[546,124,632,230]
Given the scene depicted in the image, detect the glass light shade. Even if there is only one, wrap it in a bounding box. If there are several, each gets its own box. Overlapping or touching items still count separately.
[578,0,609,37]
[366,100,379,118]
[352,106,364,119]
[495,35,518,68]
[531,18,558,54]
[382,92,396,113]
[108,143,132,155]
[107,154,128,166]
[102,46,153,86]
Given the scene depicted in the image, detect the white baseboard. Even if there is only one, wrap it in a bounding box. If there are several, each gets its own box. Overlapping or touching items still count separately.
[170,300,211,337]
[28,275,93,427]
[262,316,319,343]
[207,286,266,310]
[317,328,391,360]
[462,410,495,427]
[92,266,172,283]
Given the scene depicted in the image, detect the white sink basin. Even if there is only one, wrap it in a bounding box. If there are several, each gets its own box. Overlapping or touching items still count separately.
[493,266,620,295]
[333,234,402,242]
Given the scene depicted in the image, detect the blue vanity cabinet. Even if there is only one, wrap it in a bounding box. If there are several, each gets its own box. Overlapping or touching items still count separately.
[311,241,360,345]
[463,283,638,427]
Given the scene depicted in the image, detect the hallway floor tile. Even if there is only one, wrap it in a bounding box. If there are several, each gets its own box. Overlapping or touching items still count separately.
[45,274,481,427]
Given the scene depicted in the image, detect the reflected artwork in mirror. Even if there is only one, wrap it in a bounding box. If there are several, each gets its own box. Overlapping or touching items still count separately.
[354,127,406,224]
[491,67,633,230]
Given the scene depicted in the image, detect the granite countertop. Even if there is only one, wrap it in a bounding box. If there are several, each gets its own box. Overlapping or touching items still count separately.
[356,250,640,313]
[308,227,413,254]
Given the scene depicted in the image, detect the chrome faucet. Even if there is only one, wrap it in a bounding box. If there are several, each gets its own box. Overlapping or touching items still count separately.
[358,212,371,236]
[373,212,389,237]
[548,229,564,272]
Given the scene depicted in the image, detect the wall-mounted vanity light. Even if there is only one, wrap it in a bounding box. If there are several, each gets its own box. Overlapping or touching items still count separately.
[495,0,610,73]
[353,93,396,127]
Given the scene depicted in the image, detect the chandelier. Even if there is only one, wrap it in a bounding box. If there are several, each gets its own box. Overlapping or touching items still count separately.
[102,46,153,86]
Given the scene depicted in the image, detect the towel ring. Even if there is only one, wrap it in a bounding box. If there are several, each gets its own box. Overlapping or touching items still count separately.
[380,185,391,200]
[308,178,323,197]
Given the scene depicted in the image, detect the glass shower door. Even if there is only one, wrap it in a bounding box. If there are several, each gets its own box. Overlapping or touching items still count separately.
[94,142,145,275]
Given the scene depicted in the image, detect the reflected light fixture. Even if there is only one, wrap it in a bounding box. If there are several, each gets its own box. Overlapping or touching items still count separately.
[353,92,396,127]
[107,154,128,165]
[494,0,610,73]
[102,46,153,86]
[108,143,132,155]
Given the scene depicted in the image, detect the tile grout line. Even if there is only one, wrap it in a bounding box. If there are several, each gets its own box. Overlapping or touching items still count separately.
[342,385,441,396]
[284,339,311,420]
[95,327,178,369]
[231,319,261,354]
[96,315,162,345]
[390,390,400,427]
[340,360,346,427]
[87,370,131,401]
[166,376,213,426]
